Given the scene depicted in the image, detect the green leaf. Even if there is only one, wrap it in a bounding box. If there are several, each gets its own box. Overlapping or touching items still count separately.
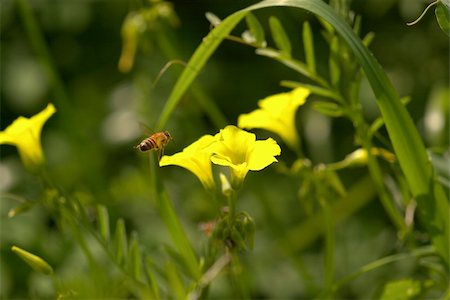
[129,231,142,281]
[149,155,201,280]
[144,257,161,300]
[11,245,53,275]
[246,13,266,47]
[165,261,186,300]
[115,218,128,265]
[302,21,316,73]
[97,204,110,243]
[362,31,375,47]
[313,101,344,117]
[435,2,450,36]
[329,36,340,87]
[380,279,422,300]
[155,0,449,266]
[269,16,292,56]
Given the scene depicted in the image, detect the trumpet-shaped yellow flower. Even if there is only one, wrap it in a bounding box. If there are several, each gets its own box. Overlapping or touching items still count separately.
[0,103,56,172]
[210,125,281,188]
[160,135,217,191]
[238,87,310,151]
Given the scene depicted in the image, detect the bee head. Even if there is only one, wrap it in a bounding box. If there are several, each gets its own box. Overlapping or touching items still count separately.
[163,131,172,140]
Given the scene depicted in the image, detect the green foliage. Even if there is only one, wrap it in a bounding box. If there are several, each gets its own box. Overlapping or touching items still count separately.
[436,2,450,36]
[1,0,448,298]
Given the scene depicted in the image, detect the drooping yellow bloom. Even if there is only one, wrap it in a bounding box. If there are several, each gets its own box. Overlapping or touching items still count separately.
[0,103,56,172]
[238,87,310,151]
[160,135,217,191]
[210,125,281,188]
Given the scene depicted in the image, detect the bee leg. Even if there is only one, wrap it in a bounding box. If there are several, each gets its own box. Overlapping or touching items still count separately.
[157,149,163,161]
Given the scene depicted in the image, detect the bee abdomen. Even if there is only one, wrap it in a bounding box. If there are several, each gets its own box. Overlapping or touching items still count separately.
[139,138,157,152]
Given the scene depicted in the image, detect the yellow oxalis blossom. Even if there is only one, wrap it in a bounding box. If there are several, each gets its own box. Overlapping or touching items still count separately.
[160,135,217,191]
[238,87,310,151]
[211,125,281,188]
[0,103,56,172]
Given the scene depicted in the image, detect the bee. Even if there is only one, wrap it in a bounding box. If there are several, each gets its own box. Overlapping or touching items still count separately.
[135,131,172,159]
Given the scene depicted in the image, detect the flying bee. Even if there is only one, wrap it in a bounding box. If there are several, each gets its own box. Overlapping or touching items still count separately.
[135,131,172,160]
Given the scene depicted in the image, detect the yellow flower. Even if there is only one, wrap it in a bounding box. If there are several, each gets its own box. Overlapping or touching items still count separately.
[0,103,56,172]
[160,135,217,191]
[238,87,310,151]
[210,125,281,188]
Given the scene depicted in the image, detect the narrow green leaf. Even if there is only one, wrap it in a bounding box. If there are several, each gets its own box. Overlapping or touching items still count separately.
[313,101,344,117]
[11,245,53,275]
[97,204,110,243]
[129,231,142,281]
[144,257,161,300]
[165,261,186,300]
[331,247,435,294]
[302,21,316,73]
[246,13,266,47]
[115,218,128,265]
[156,9,247,130]
[149,155,201,280]
[353,15,362,36]
[435,3,450,36]
[269,16,292,56]
[329,36,340,87]
[362,31,375,47]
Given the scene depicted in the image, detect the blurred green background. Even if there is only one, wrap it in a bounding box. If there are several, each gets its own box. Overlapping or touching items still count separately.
[0,0,448,298]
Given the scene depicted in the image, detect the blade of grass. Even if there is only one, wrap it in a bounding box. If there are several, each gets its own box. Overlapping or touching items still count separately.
[129,231,142,281]
[115,218,128,265]
[155,0,448,266]
[149,154,201,280]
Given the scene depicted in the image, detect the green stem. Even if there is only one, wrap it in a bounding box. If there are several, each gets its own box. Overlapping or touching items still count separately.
[329,246,436,295]
[319,196,335,291]
[228,252,249,299]
[16,0,70,111]
[362,133,409,236]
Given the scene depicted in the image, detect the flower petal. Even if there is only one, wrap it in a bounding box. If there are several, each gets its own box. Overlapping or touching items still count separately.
[160,135,216,191]
[238,87,309,151]
[0,103,56,172]
[247,138,281,171]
